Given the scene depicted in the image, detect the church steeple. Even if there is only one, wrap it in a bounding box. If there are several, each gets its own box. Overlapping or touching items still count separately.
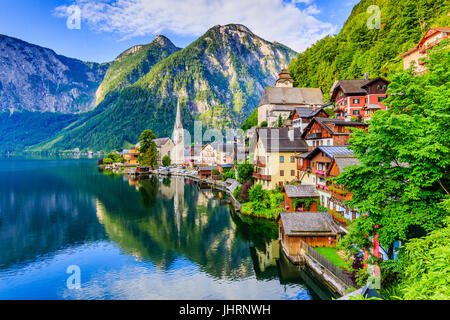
[172,99,185,165]
[174,99,183,129]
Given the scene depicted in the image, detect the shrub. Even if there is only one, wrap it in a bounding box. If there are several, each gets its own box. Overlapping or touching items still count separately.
[260,121,268,127]
[103,158,113,164]
[221,168,235,181]
[270,192,285,208]
[211,169,220,175]
[249,184,266,202]
[233,186,241,199]
[162,155,171,167]
[236,162,254,183]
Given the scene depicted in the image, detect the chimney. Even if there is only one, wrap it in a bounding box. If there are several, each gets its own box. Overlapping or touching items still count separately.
[288,127,295,141]
[364,72,369,80]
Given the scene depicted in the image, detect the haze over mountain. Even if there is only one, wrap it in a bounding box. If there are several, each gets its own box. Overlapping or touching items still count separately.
[0,23,297,153]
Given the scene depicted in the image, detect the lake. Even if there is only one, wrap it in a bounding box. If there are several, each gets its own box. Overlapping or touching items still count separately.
[0,159,335,300]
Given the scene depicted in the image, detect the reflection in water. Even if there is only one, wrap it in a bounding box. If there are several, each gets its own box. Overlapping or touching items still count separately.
[0,160,335,299]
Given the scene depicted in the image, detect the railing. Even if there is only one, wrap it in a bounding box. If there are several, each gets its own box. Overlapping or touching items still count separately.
[300,240,354,288]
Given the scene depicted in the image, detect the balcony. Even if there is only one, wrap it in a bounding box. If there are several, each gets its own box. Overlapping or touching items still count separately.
[253,157,266,168]
[253,172,271,181]
[314,170,326,177]
[307,132,322,139]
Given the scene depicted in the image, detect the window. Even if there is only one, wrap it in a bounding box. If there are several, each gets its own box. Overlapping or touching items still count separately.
[291,170,295,176]
[290,156,294,163]
[352,109,360,115]
[365,98,368,103]
[378,96,386,102]
[280,170,284,177]
[377,85,381,90]
[383,85,387,90]
[353,98,360,104]
[280,156,284,163]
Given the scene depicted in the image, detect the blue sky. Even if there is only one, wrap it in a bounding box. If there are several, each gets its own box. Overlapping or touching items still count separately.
[0,0,360,63]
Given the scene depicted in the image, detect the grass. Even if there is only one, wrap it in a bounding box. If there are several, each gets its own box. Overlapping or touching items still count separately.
[241,202,280,220]
[314,247,347,268]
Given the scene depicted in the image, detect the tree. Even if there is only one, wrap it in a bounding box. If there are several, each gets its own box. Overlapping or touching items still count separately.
[236,161,254,183]
[398,216,450,300]
[221,168,236,181]
[139,129,157,153]
[277,115,283,127]
[335,42,449,257]
[162,155,171,167]
[138,129,158,167]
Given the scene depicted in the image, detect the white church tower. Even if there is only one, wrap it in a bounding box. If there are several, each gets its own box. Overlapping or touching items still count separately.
[172,99,185,165]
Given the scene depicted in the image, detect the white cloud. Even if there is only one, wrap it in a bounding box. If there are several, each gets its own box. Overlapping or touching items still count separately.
[54,0,337,52]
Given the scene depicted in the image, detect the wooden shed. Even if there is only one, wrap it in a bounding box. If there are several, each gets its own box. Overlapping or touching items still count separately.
[283,184,320,212]
[278,212,345,253]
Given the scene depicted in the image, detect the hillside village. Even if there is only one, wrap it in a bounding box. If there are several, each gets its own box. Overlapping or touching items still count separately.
[100,27,449,299]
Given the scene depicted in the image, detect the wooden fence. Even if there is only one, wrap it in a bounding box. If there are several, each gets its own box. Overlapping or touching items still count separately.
[300,240,354,288]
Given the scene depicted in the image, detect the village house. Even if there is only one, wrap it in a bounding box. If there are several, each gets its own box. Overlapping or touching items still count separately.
[327,154,361,221]
[258,69,324,127]
[199,143,216,166]
[198,166,219,179]
[122,143,140,164]
[301,117,368,150]
[287,105,329,132]
[401,27,449,74]
[283,184,320,212]
[210,141,236,165]
[330,74,390,120]
[297,146,354,208]
[253,127,308,190]
[278,212,345,250]
[153,137,175,165]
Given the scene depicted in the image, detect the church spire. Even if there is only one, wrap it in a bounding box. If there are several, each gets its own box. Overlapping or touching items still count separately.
[175,99,183,129]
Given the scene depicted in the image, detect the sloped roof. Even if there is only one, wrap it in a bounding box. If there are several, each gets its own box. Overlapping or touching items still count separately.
[256,127,308,152]
[278,212,344,236]
[284,184,319,198]
[153,137,172,147]
[259,87,324,106]
[305,146,354,160]
[334,155,360,171]
[301,117,367,138]
[291,106,327,118]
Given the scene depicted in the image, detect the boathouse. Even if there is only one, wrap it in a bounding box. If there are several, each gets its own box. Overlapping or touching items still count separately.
[278,212,345,251]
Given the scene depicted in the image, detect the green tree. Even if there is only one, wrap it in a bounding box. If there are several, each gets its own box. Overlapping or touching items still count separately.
[335,42,449,259]
[139,129,157,153]
[138,129,158,167]
[162,155,171,167]
[236,161,254,183]
[277,114,283,127]
[260,121,268,128]
[398,216,450,300]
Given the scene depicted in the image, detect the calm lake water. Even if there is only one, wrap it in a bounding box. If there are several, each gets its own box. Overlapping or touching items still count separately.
[0,159,335,300]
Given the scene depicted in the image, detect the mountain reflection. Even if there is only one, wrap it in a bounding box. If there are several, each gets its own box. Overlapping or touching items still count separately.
[0,160,335,299]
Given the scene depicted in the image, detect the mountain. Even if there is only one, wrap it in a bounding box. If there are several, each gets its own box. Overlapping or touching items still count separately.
[0,34,108,113]
[288,0,450,100]
[34,24,297,152]
[95,35,181,105]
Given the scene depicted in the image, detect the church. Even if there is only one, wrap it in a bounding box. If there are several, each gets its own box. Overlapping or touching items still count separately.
[172,99,185,165]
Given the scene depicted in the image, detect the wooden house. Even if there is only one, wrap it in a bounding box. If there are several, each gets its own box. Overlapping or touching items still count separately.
[198,166,218,179]
[287,105,329,132]
[278,212,345,251]
[301,117,368,150]
[283,184,319,212]
[327,154,360,221]
[330,75,390,120]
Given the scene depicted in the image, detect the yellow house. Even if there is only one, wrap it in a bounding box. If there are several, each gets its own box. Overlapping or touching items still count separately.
[253,127,308,190]
[401,27,449,74]
[122,144,140,164]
